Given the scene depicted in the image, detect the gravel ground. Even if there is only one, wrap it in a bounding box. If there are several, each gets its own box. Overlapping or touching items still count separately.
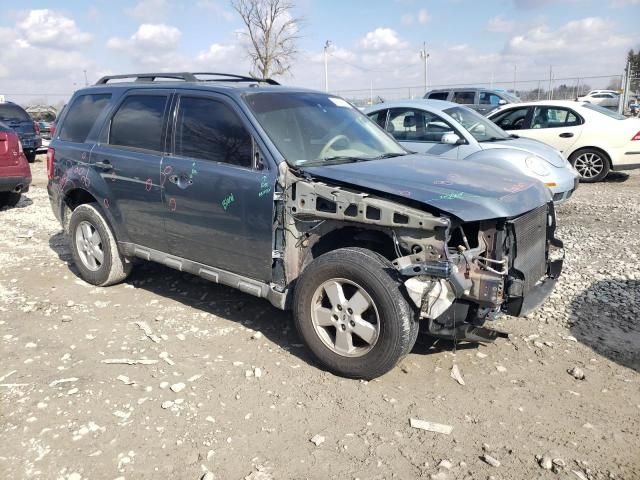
[1,155,639,480]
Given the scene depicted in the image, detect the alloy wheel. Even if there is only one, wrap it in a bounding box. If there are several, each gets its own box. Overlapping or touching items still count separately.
[310,278,380,357]
[574,152,604,180]
[75,220,104,271]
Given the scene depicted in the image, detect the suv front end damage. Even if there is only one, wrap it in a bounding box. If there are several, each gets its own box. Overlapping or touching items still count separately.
[398,203,563,340]
[280,166,563,343]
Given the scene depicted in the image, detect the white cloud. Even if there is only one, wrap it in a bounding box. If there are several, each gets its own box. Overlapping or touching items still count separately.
[17,9,92,49]
[417,9,431,24]
[197,0,235,21]
[487,15,515,33]
[358,28,407,50]
[506,17,630,56]
[125,0,169,22]
[107,24,184,70]
[108,24,182,52]
[197,43,238,63]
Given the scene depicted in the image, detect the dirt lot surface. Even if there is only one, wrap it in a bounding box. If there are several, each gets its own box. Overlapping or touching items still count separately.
[1,155,639,480]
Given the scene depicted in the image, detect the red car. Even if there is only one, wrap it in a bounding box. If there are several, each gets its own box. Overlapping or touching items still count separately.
[0,121,31,207]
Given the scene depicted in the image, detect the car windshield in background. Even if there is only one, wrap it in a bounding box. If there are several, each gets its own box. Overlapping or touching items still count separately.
[243,92,406,166]
[582,103,626,120]
[443,105,511,142]
[0,104,31,122]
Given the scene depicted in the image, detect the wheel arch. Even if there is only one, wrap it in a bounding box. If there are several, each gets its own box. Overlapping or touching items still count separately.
[567,145,613,167]
[63,188,128,243]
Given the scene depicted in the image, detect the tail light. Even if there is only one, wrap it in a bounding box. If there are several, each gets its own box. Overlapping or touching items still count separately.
[33,121,40,135]
[632,130,640,141]
[18,139,23,153]
[50,122,55,138]
[47,148,55,180]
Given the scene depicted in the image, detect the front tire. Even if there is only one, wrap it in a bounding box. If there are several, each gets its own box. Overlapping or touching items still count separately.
[570,148,610,183]
[0,192,21,207]
[68,203,132,286]
[293,247,417,379]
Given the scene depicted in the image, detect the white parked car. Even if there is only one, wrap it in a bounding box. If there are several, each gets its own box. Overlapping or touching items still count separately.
[488,101,640,182]
[364,100,579,203]
[577,92,619,109]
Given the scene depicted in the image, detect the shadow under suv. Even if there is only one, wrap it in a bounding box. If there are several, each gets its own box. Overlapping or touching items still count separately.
[47,72,563,379]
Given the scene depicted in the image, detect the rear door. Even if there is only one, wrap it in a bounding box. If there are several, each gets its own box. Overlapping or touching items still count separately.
[90,90,172,251]
[162,91,276,281]
[516,106,583,154]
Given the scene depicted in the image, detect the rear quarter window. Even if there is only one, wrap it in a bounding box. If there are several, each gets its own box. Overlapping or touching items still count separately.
[58,94,112,143]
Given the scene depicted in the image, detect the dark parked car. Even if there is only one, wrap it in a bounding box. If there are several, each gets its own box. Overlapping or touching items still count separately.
[47,72,563,379]
[0,101,41,162]
[424,88,520,115]
[0,121,31,207]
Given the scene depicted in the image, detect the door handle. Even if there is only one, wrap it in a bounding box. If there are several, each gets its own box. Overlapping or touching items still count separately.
[94,159,112,170]
[559,132,574,138]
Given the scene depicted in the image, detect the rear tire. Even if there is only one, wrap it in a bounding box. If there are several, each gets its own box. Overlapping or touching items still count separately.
[68,203,132,286]
[25,151,36,163]
[293,247,417,379]
[569,148,610,183]
[0,192,21,207]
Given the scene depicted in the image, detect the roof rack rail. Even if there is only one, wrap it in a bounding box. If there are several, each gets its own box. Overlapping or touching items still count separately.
[94,72,280,86]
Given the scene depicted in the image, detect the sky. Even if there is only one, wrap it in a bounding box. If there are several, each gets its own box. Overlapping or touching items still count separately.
[0,0,639,105]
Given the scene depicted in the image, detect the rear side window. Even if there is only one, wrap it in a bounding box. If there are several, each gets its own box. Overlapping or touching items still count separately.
[0,103,31,122]
[58,94,111,143]
[175,96,252,168]
[427,92,448,101]
[110,95,168,152]
[453,91,476,104]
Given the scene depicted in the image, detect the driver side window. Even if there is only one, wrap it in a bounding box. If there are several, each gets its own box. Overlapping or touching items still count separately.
[387,108,456,143]
[492,107,530,130]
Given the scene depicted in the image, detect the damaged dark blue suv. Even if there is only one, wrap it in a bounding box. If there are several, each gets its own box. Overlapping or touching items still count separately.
[47,72,563,379]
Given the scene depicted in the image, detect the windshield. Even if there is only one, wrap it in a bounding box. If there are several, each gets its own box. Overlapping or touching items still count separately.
[243,92,406,166]
[0,104,31,122]
[582,103,626,120]
[443,105,510,142]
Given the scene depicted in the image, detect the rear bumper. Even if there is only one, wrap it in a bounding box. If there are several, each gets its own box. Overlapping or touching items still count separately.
[0,175,31,193]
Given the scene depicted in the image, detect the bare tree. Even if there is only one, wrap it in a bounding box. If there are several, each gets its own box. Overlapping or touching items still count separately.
[232,0,300,79]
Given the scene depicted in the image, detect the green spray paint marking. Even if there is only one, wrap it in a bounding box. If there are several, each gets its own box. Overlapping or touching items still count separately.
[221,193,235,211]
[258,175,271,197]
[439,191,465,200]
[190,161,198,179]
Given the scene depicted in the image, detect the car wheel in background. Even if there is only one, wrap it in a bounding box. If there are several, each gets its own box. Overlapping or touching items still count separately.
[293,247,417,379]
[569,148,610,183]
[68,203,132,286]
[25,151,36,163]
[0,192,22,207]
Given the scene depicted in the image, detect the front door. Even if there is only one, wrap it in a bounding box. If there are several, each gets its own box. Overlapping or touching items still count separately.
[162,92,276,282]
[385,108,473,160]
[90,90,172,252]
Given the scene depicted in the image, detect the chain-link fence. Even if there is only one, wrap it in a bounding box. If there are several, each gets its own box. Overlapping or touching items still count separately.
[332,74,624,108]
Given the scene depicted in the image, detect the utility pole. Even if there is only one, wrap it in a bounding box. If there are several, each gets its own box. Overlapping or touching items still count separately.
[83,69,88,87]
[513,65,517,95]
[548,66,553,100]
[323,40,332,93]
[419,42,429,94]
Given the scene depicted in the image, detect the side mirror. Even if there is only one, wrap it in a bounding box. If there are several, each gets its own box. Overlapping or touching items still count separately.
[441,132,461,145]
[498,99,507,105]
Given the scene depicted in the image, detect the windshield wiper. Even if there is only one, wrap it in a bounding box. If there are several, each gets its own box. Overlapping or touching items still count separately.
[479,137,509,142]
[510,134,520,139]
[371,152,406,160]
[303,156,370,166]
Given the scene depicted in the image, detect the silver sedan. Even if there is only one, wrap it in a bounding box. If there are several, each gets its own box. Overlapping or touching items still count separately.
[364,99,579,204]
